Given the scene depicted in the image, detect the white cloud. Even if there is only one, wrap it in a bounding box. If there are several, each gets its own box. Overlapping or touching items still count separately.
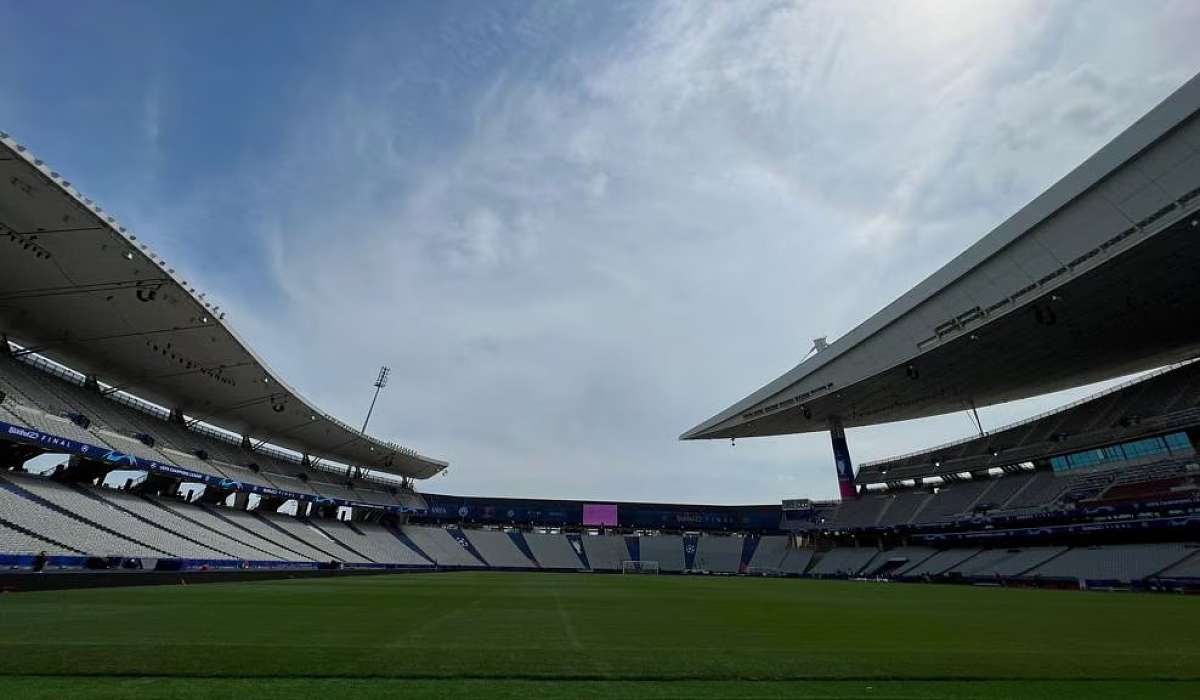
[188,1,1200,502]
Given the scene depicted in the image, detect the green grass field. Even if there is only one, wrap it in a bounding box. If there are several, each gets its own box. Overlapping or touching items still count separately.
[1,572,1198,698]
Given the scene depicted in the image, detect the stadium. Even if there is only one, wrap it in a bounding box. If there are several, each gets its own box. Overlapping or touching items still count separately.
[3,9,1200,700]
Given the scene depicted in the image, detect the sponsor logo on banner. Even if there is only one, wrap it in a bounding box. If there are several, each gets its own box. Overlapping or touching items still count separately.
[8,426,41,441]
[103,451,138,466]
[0,419,427,515]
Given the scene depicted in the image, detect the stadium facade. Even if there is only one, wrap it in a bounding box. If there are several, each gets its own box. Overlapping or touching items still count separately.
[2,75,1200,592]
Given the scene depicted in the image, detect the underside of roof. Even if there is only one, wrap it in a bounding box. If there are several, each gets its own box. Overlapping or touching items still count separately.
[683,72,1200,442]
[0,133,447,480]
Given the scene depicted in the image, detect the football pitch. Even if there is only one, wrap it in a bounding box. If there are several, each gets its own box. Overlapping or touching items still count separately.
[0,572,1198,699]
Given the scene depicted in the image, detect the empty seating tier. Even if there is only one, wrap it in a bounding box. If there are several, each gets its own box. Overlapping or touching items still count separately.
[809,548,880,576]
[863,547,935,576]
[0,521,74,555]
[638,535,685,572]
[918,480,991,522]
[160,499,313,562]
[260,514,367,563]
[895,549,981,577]
[314,520,429,566]
[777,547,814,574]
[401,525,483,567]
[95,490,287,562]
[876,491,930,526]
[524,533,585,570]
[1028,544,1194,582]
[747,535,789,571]
[8,475,229,559]
[580,534,631,571]
[694,536,743,573]
[0,480,159,558]
[463,529,537,568]
[0,353,425,512]
[205,508,332,561]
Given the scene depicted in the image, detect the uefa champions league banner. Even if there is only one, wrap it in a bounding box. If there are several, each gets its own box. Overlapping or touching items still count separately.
[0,420,418,513]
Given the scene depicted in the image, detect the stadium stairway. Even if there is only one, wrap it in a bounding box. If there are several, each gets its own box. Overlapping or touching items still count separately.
[19,477,243,561]
[313,519,429,566]
[70,484,238,561]
[739,535,760,573]
[138,495,302,563]
[0,515,80,555]
[990,547,1070,578]
[0,473,170,558]
[222,509,342,562]
[895,548,981,578]
[777,546,814,575]
[386,526,437,565]
[1160,549,1200,579]
[506,531,540,567]
[949,547,1069,579]
[462,529,538,569]
[1026,544,1196,583]
[259,514,367,563]
[307,519,381,563]
[192,504,321,562]
[524,533,587,570]
[946,548,1014,577]
[401,525,485,567]
[624,535,641,563]
[683,534,699,570]
[694,535,743,573]
[746,535,787,572]
[446,526,490,564]
[579,534,632,571]
[809,548,880,577]
[564,534,591,569]
[863,547,936,576]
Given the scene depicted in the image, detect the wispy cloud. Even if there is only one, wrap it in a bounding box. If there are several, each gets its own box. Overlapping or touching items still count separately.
[12,2,1200,502]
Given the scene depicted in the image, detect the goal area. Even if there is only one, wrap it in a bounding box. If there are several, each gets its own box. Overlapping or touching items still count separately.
[622,560,659,574]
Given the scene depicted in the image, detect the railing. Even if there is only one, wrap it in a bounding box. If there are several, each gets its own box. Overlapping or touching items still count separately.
[858,409,1200,486]
[5,340,437,485]
[860,359,1200,469]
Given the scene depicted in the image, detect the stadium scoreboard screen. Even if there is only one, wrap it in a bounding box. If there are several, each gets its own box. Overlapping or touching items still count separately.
[582,503,618,526]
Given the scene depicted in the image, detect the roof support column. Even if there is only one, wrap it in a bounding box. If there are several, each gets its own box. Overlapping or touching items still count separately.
[829,417,858,500]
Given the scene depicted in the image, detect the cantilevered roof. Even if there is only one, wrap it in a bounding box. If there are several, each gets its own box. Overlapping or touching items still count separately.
[0,133,447,479]
[683,72,1200,441]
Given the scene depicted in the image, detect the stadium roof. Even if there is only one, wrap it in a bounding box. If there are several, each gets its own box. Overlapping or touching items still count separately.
[683,73,1200,442]
[0,133,447,480]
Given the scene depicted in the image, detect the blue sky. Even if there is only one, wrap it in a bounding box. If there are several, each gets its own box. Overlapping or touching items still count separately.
[3,1,1200,503]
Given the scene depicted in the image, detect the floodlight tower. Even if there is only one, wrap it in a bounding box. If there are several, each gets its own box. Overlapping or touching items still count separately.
[360,366,391,434]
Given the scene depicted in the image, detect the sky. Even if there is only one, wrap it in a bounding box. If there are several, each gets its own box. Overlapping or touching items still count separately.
[2,1,1200,504]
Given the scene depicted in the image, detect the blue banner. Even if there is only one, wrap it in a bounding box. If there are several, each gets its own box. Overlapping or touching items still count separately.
[829,420,857,500]
[683,533,698,570]
[0,419,422,514]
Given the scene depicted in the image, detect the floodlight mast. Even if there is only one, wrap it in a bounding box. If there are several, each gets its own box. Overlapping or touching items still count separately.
[347,366,392,481]
[361,366,391,434]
